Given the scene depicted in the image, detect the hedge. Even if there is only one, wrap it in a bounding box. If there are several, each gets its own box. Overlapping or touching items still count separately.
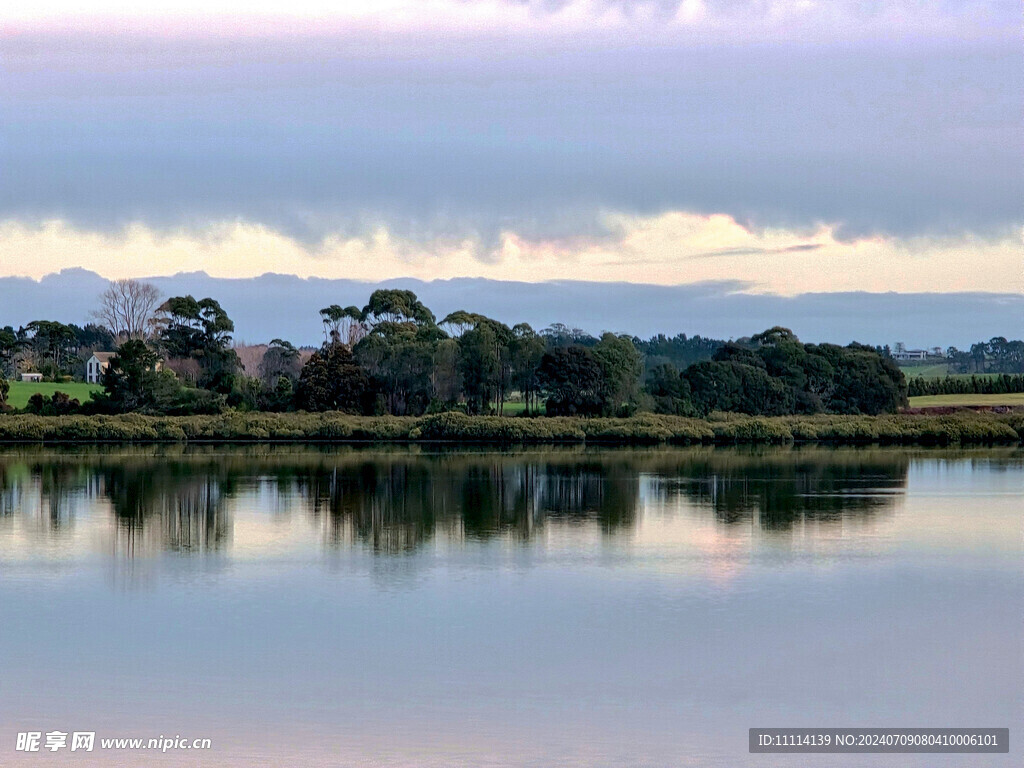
[0,410,1020,445]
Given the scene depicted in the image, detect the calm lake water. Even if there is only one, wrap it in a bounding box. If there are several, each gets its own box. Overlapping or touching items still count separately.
[0,445,1020,767]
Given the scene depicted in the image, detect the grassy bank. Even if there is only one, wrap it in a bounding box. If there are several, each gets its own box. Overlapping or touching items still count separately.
[899,366,1008,381]
[0,411,1021,445]
[908,393,1024,408]
[4,381,102,410]
[898,363,950,378]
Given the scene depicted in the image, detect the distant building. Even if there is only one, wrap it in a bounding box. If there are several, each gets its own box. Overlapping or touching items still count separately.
[892,348,928,361]
[892,342,945,362]
[20,373,43,382]
[86,352,116,384]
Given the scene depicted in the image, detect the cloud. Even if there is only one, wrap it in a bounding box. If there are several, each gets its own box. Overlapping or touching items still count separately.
[4,2,1016,42]
[1,2,1019,254]
[671,243,824,260]
[4,35,1019,247]
[1,213,1020,295]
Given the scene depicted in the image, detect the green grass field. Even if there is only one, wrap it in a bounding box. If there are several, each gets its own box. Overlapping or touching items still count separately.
[898,363,951,378]
[899,364,1006,381]
[908,393,1024,408]
[4,381,102,410]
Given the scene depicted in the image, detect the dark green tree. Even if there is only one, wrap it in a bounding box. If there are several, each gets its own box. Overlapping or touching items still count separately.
[684,359,795,416]
[25,391,81,416]
[259,339,302,384]
[96,340,175,413]
[155,296,239,391]
[537,346,606,416]
[593,333,643,415]
[354,293,443,415]
[431,338,462,410]
[451,314,513,415]
[541,323,597,349]
[23,320,79,376]
[509,323,546,414]
[362,289,436,328]
[644,363,692,415]
[633,332,723,374]
[811,343,906,414]
[296,342,371,413]
[74,323,116,352]
[0,326,18,377]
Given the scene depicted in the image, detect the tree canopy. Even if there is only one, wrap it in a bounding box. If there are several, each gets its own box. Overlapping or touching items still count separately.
[2,287,928,421]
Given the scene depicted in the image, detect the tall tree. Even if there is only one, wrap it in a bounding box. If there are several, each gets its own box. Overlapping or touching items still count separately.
[593,333,643,415]
[74,323,116,352]
[296,342,370,413]
[354,291,443,415]
[431,337,462,409]
[319,305,364,345]
[259,339,302,384]
[96,340,170,412]
[23,320,79,376]
[633,332,723,374]
[0,326,19,377]
[355,324,441,415]
[509,323,546,414]
[537,346,606,416]
[541,323,597,349]
[155,296,239,390]
[362,289,436,328]
[451,314,514,414]
[92,279,161,340]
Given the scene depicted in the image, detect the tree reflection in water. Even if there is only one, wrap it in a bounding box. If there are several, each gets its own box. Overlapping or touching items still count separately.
[0,445,937,556]
[643,449,911,529]
[300,457,641,553]
[102,463,232,554]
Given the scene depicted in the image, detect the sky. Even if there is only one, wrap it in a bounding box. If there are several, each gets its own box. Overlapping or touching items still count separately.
[1,1,1021,296]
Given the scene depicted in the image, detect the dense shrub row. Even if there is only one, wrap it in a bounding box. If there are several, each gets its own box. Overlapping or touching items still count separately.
[0,411,1019,445]
[907,373,1024,397]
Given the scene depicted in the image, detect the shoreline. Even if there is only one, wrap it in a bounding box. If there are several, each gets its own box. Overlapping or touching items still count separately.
[0,411,1021,445]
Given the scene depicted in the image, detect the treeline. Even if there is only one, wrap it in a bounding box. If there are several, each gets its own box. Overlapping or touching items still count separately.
[647,328,907,416]
[632,333,724,374]
[1,322,114,380]
[907,374,1024,398]
[944,338,1024,374]
[2,285,910,418]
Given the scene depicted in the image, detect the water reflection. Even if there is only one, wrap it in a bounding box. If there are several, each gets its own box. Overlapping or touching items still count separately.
[1,445,1008,558]
[103,464,232,554]
[302,457,642,552]
[645,450,909,529]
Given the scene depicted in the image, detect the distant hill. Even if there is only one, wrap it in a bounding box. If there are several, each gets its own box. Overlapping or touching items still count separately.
[1,269,1021,348]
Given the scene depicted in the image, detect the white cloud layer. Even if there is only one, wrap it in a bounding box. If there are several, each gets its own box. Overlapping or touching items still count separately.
[5,1,1015,41]
[1,213,1020,295]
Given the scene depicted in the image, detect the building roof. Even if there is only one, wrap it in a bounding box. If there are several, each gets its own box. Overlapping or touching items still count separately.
[90,351,116,362]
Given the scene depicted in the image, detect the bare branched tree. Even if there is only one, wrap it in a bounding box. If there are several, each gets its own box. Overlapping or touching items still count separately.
[92,279,161,341]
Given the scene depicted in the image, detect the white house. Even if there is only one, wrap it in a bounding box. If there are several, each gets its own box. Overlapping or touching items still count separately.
[86,352,116,384]
[20,372,43,383]
[892,348,928,361]
[891,342,943,362]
